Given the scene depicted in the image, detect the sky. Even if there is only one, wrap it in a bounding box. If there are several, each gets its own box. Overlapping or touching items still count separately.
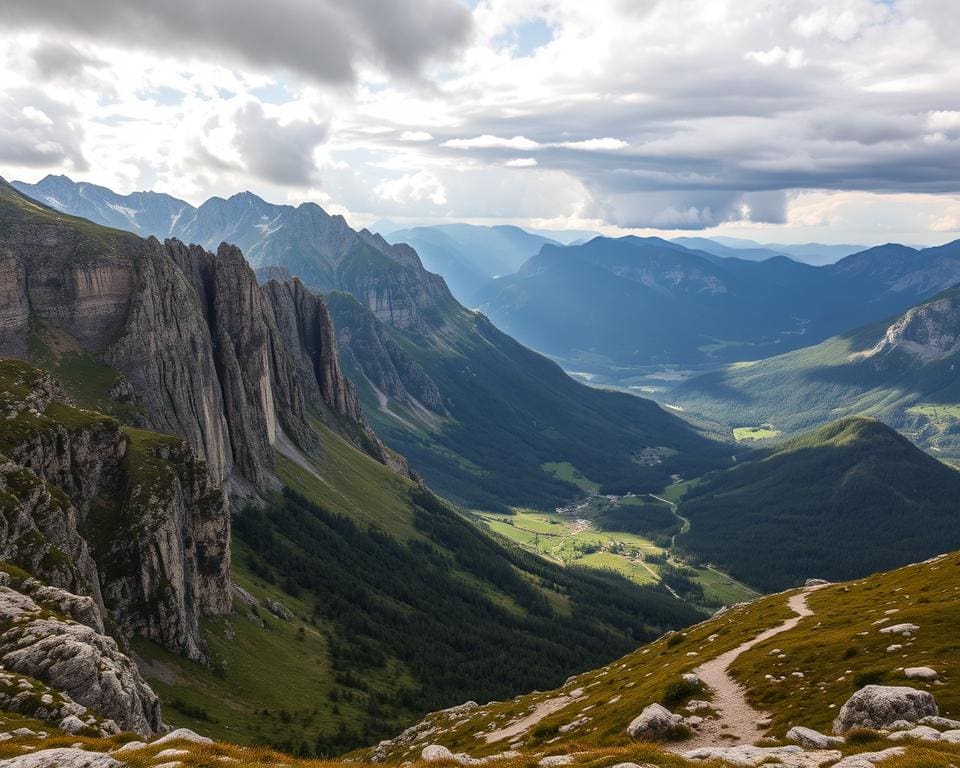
[2,0,960,245]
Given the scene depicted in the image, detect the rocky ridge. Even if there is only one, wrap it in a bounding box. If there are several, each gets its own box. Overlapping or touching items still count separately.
[0,358,229,661]
[0,179,405,492]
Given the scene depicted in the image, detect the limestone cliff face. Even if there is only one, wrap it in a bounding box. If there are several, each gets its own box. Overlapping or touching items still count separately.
[858,288,960,362]
[0,181,401,490]
[324,291,444,415]
[261,277,363,423]
[0,359,230,662]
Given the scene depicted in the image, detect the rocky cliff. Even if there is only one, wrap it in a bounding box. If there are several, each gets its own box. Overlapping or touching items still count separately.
[0,358,230,662]
[0,571,162,735]
[857,285,960,362]
[0,179,400,492]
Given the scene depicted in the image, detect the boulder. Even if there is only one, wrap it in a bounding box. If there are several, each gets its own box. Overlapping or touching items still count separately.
[684,745,841,767]
[0,748,122,767]
[904,667,938,681]
[786,726,843,748]
[151,728,212,746]
[685,700,711,712]
[627,703,683,741]
[422,745,455,762]
[887,725,940,741]
[919,715,960,729]
[57,716,87,735]
[537,757,573,767]
[681,673,700,687]
[833,685,938,734]
[831,747,905,768]
[941,730,960,743]
[878,624,918,637]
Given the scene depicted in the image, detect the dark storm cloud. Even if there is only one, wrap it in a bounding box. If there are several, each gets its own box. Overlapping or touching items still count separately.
[233,102,328,186]
[5,0,473,84]
[29,40,106,81]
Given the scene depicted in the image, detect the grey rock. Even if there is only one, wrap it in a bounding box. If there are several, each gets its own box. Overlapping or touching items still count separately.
[0,584,161,735]
[831,747,905,767]
[919,715,960,729]
[626,703,683,741]
[804,579,830,587]
[264,599,294,622]
[684,745,841,767]
[786,726,843,748]
[833,685,938,733]
[887,725,941,741]
[878,623,919,637]
[58,716,87,735]
[903,666,938,681]
[537,757,573,767]
[681,673,700,687]
[151,728,212,746]
[421,745,455,762]
[0,748,122,767]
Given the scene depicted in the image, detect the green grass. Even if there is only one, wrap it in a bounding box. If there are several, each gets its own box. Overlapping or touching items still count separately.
[906,403,960,421]
[356,551,960,764]
[541,462,600,493]
[679,417,960,592]
[474,507,755,607]
[732,425,781,441]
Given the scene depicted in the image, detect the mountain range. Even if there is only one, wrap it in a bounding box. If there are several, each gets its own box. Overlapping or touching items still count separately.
[676,416,960,590]
[671,283,960,460]
[0,179,707,753]
[12,175,728,510]
[4,173,960,768]
[384,223,557,304]
[474,234,960,374]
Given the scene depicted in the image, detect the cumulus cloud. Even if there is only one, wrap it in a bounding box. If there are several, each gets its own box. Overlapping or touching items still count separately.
[232,102,328,186]
[375,171,448,206]
[0,89,87,170]
[5,0,960,241]
[401,131,434,142]
[4,0,472,84]
[443,135,541,150]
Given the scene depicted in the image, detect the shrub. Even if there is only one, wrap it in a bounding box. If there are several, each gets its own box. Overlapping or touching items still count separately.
[662,679,700,707]
[854,669,886,688]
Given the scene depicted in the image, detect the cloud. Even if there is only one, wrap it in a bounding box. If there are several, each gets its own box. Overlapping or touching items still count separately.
[375,171,448,206]
[0,88,87,170]
[506,157,538,167]
[400,131,434,142]
[442,134,628,151]
[5,0,472,84]
[443,134,541,150]
[232,102,328,186]
[29,40,105,82]
[553,138,628,151]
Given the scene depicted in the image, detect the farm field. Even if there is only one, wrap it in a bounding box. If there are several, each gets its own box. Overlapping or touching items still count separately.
[474,475,757,609]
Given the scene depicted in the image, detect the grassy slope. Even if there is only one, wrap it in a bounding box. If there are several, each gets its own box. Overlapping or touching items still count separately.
[328,291,730,512]
[673,289,960,458]
[351,550,960,765]
[134,419,703,756]
[676,417,960,591]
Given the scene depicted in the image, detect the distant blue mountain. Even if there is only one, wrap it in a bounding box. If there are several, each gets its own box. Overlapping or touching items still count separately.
[477,234,960,367]
[385,223,559,303]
